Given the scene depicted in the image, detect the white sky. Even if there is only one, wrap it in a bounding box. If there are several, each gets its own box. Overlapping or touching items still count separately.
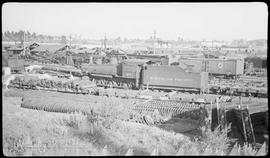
[2,2,268,41]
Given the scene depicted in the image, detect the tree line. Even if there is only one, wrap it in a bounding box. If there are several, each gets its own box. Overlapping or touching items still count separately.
[2,30,67,44]
[2,30,151,45]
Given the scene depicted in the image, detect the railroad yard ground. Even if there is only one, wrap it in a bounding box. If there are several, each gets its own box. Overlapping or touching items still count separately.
[2,88,198,156]
[2,87,268,156]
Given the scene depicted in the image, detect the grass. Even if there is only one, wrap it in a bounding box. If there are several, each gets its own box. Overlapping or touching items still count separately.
[3,89,264,156]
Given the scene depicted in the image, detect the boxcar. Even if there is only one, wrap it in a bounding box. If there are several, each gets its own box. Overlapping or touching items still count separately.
[179,58,244,76]
[207,58,244,76]
[141,65,208,93]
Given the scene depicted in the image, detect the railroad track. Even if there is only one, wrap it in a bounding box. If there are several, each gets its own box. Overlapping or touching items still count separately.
[132,99,207,122]
[9,76,268,98]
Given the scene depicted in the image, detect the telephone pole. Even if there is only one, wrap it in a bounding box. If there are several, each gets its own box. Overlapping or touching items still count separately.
[104,33,107,52]
[69,34,72,47]
[153,30,156,55]
[23,30,26,56]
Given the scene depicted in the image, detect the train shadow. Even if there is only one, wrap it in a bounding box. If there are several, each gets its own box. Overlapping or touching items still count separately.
[156,106,268,144]
[156,107,205,139]
[225,109,268,145]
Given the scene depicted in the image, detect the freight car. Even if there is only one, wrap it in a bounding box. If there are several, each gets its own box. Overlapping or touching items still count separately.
[245,57,267,69]
[178,58,245,78]
[81,60,209,93]
[244,57,267,77]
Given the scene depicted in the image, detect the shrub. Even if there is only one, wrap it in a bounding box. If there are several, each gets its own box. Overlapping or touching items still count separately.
[3,135,26,156]
[198,124,234,154]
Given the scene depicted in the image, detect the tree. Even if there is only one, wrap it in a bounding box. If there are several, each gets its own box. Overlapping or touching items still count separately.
[116,36,122,42]
[32,32,36,40]
[4,31,9,40]
[26,31,31,41]
[61,35,67,44]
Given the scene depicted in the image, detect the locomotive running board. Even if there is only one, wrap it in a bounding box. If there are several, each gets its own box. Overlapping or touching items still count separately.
[90,74,114,78]
[142,85,200,92]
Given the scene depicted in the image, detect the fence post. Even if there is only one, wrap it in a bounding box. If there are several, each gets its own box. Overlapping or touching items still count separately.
[239,96,248,142]
[216,97,220,127]
[246,104,256,145]
[209,101,212,129]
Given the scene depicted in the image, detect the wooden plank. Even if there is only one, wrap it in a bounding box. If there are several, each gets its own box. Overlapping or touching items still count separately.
[216,97,220,124]
[246,105,256,144]
[239,97,248,142]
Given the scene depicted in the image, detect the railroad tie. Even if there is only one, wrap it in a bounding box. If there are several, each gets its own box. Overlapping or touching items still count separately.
[134,114,140,123]
[137,114,143,124]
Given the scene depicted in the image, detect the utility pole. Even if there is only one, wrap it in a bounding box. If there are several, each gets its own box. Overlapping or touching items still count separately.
[23,30,26,56]
[153,30,156,55]
[104,33,107,53]
[209,40,213,58]
[69,34,72,47]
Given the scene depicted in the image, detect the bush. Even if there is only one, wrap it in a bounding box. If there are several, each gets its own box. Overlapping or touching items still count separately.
[3,135,26,156]
[177,123,260,156]
[198,124,234,154]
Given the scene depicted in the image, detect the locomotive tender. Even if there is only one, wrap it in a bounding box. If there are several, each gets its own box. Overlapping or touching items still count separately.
[81,59,209,93]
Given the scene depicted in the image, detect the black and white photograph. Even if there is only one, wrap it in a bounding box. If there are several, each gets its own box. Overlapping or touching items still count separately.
[2,2,268,156]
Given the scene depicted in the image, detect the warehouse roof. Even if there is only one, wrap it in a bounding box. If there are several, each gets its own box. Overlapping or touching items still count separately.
[26,42,40,50]
[7,45,24,51]
[31,44,69,53]
[123,59,150,65]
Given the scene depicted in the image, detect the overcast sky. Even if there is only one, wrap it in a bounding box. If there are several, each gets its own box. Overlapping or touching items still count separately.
[2,2,268,41]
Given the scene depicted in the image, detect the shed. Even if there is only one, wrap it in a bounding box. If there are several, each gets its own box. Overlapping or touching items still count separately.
[7,45,24,55]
